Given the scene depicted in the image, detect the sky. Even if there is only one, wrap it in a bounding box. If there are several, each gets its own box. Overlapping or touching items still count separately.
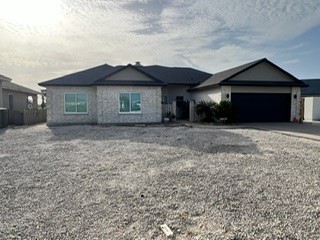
[0,0,320,92]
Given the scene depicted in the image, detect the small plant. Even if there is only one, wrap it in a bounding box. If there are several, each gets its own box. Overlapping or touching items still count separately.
[164,111,176,122]
[195,100,217,122]
[216,101,237,123]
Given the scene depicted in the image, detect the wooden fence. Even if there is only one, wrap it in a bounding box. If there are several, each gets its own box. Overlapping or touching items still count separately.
[24,109,47,125]
[8,110,24,125]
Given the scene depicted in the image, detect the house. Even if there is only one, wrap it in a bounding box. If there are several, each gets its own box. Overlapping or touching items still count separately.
[190,58,306,122]
[38,62,211,125]
[301,79,320,121]
[38,58,306,125]
[0,74,39,112]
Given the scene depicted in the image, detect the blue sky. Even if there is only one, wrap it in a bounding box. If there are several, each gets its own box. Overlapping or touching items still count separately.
[0,0,320,91]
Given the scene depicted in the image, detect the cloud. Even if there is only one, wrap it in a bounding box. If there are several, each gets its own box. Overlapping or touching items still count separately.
[0,0,320,90]
[282,59,299,65]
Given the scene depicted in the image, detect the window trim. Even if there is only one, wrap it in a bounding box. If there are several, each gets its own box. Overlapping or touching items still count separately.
[118,92,142,114]
[64,92,88,114]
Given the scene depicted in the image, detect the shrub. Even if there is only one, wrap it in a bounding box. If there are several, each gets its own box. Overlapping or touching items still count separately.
[216,101,237,123]
[195,100,217,122]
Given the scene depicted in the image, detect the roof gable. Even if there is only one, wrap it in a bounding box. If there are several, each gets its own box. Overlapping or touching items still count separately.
[104,67,154,81]
[191,58,306,90]
[94,64,166,86]
[229,61,295,82]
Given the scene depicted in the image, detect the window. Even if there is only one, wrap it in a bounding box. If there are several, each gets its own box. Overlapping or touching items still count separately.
[8,94,13,110]
[119,93,141,113]
[64,93,88,113]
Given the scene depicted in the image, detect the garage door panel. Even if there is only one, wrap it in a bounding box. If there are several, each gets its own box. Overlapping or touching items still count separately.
[231,93,291,122]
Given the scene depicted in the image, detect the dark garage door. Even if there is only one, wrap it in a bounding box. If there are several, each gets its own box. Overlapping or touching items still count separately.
[231,93,291,122]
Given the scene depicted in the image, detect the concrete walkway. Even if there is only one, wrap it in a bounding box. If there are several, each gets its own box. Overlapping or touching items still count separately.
[187,121,320,141]
[240,122,320,141]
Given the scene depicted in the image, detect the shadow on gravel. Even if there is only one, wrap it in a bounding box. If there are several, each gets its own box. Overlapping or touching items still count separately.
[48,125,260,155]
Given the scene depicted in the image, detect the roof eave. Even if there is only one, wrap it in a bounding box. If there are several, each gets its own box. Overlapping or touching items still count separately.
[219,81,307,87]
[188,84,220,92]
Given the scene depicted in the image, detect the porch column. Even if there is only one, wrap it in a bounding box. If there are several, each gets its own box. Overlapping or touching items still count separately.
[189,100,195,122]
[172,100,176,117]
[291,87,301,121]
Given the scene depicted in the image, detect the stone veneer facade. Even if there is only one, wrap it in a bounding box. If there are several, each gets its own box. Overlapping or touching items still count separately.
[46,86,162,125]
[46,86,97,125]
[97,86,162,124]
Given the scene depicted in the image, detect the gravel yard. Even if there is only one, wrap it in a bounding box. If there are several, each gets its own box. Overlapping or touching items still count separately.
[0,124,320,239]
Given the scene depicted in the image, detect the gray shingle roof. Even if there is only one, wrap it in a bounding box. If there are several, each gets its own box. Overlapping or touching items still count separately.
[136,65,212,85]
[39,64,117,86]
[0,74,11,81]
[190,58,306,90]
[301,79,320,96]
[38,63,212,87]
[2,81,40,95]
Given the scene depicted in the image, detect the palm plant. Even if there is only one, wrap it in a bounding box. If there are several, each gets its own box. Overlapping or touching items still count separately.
[195,100,217,122]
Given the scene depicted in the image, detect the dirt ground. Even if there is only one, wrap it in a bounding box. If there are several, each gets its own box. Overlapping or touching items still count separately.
[0,124,320,239]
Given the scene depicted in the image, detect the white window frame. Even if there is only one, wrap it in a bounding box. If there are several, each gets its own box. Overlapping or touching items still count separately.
[118,92,142,114]
[64,92,88,114]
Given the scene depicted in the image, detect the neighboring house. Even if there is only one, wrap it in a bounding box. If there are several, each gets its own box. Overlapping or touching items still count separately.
[38,58,306,125]
[190,58,306,122]
[0,74,39,112]
[301,79,320,121]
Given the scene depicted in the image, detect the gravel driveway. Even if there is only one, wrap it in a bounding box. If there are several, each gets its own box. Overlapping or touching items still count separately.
[1,124,320,239]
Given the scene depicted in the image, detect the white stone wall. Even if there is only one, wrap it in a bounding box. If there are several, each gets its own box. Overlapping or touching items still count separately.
[97,86,162,124]
[46,86,97,125]
[221,86,231,101]
[191,87,222,103]
[291,87,301,121]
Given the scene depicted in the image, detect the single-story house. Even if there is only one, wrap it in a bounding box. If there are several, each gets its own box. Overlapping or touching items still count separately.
[38,58,306,125]
[0,74,39,112]
[190,58,307,122]
[301,79,320,121]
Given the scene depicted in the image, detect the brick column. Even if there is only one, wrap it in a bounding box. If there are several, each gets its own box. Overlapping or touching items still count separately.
[291,87,301,121]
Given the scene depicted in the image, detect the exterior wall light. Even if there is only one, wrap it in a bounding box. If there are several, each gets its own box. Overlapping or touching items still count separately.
[226,94,230,99]
[293,94,297,99]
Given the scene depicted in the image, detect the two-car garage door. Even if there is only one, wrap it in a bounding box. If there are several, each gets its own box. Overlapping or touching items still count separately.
[231,93,291,122]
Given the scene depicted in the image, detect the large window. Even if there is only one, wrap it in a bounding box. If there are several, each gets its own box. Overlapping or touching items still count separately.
[119,93,141,113]
[64,93,88,113]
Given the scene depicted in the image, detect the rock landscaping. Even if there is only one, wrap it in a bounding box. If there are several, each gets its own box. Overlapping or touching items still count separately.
[0,124,319,239]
